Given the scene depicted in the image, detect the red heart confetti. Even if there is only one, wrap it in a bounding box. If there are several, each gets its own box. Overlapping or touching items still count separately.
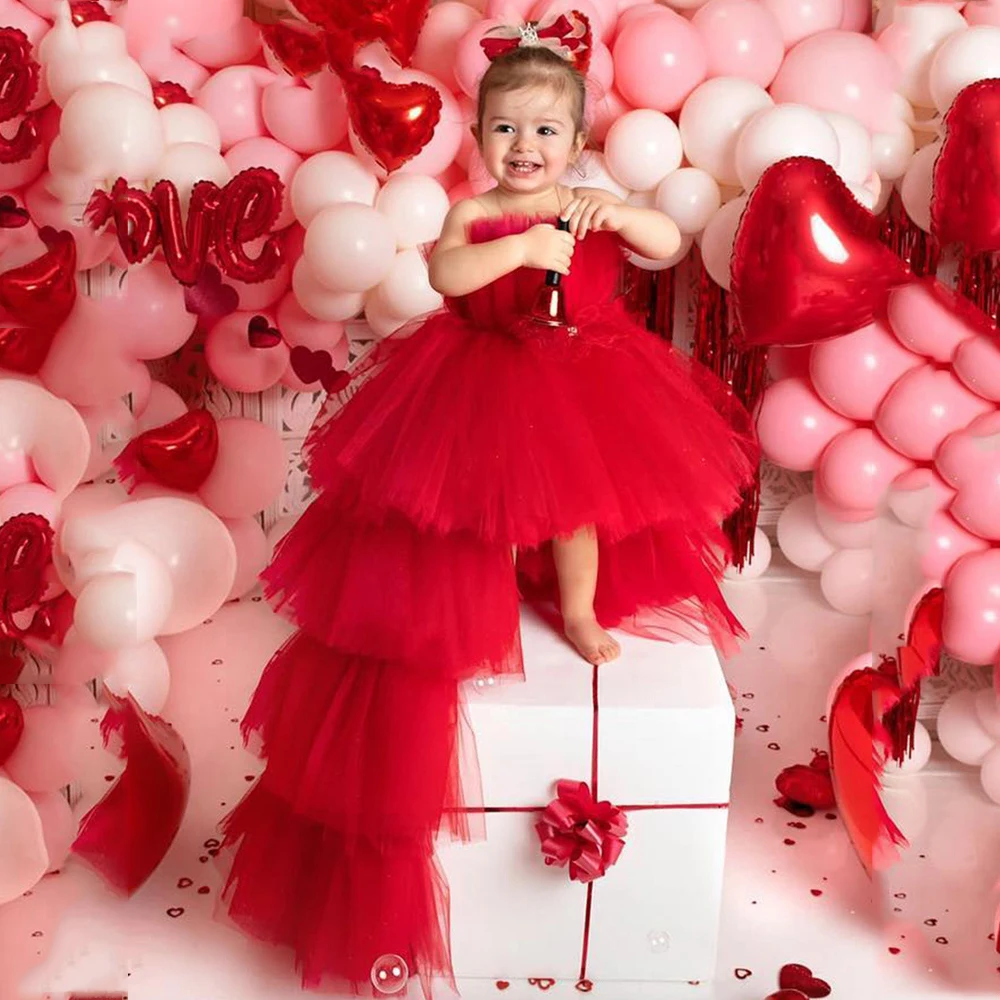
[247,315,282,349]
[495,983,510,992]
[779,963,831,998]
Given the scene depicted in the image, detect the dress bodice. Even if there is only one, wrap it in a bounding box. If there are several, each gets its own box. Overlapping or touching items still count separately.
[445,215,628,331]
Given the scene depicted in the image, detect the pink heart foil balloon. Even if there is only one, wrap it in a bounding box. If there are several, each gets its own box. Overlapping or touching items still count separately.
[809,319,922,421]
[755,377,854,472]
[818,427,914,512]
[943,550,1000,664]
[875,365,993,461]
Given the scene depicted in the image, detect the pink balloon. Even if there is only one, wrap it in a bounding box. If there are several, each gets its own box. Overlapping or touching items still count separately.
[588,41,615,95]
[205,311,291,393]
[817,427,914,512]
[756,377,854,471]
[111,262,198,360]
[224,516,271,600]
[966,0,1000,26]
[952,333,1000,402]
[23,176,116,272]
[114,0,243,48]
[194,65,276,151]
[485,0,536,16]
[809,320,921,421]
[921,510,990,583]
[276,293,346,351]
[0,449,36,492]
[413,2,483,93]
[28,791,76,871]
[3,706,89,793]
[770,30,898,134]
[589,88,632,144]
[448,180,476,205]
[886,281,981,362]
[948,440,1000,543]
[691,0,785,88]
[224,137,303,230]
[137,43,210,95]
[0,483,59,528]
[889,466,956,528]
[935,409,1000,484]
[760,0,843,46]
[944,550,1000,664]
[0,129,46,190]
[531,0,614,42]
[875,365,992,462]
[454,18,501,99]
[225,242,292,311]
[838,0,870,31]
[198,418,286,518]
[181,15,263,68]
[615,2,673,37]
[136,382,188,434]
[613,10,708,112]
[262,72,348,156]
[55,629,114,684]
[78,399,136,481]
[0,0,48,43]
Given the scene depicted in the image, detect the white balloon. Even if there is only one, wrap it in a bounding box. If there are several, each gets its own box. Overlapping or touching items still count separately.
[826,650,873,717]
[846,182,877,211]
[698,196,746,290]
[815,500,876,549]
[776,494,836,571]
[980,745,1000,805]
[974,688,1000,740]
[153,143,232,212]
[655,167,721,235]
[899,140,939,234]
[59,82,165,183]
[734,103,840,192]
[723,528,772,580]
[819,548,874,616]
[877,2,966,109]
[561,151,628,199]
[604,110,683,192]
[375,174,450,248]
[0,776,47,905]
[871,118,916,181]
[626,233,693,272]
[291,151,379,227]
[160,103,222,150]
[292,257,366,322]
[375,249,443,320]
[103,639,171,714]
[928,26,1000,115]
[304,203,396,293]
[883,721,932,780]
[824,112,873,184]
[363,286,408,339]
[679,77,774,187]
[937,689,996,765]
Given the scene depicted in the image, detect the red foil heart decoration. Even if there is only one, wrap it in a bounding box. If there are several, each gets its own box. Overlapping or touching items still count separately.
[0,693,24,765]
[70,0,111,24]
[116,409,219,492]
[932,78,1000,255]
[184,263,239,328]
[765,992,809,1000]
[343,66,442,174]
[778,964,831,998]
[290,345,351,392]
[261,22,330,77]
[152,80,192,108]
[731,157,910,348]
[247,315,282,348]
[290,0,429,70]
[0,195,29,228]
[0,27,41,166]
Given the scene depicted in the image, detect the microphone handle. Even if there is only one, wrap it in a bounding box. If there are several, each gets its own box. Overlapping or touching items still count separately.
[545,217,571,288]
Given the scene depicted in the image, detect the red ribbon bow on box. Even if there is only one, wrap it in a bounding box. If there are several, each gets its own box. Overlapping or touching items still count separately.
[536,779,627,883]
[480,11,592,75]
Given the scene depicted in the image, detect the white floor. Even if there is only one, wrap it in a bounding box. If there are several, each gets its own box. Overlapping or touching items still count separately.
[4,568,1000,1000]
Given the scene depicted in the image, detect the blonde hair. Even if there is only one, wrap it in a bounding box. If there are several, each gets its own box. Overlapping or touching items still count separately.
[476,46,587,138]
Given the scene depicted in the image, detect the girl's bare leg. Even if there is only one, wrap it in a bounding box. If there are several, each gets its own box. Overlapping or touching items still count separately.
[551,526,621,665]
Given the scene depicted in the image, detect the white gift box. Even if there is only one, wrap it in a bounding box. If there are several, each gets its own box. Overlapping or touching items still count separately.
[435,608,735,999]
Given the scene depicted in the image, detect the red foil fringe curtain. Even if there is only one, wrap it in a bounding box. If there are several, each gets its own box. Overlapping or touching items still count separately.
[957,251,1000,329]
[692,254,767,570]
[619,261,675,341]
[878,189,940,278]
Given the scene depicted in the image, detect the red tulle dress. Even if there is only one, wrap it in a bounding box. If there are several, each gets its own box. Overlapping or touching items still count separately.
[219,216,759,997]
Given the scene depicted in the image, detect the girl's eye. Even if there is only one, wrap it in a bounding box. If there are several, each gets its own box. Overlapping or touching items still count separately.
[538,126,556,136]
[495,124,514,133]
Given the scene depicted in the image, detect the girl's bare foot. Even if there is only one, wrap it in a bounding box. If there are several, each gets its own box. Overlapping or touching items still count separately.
[564,616,621,665]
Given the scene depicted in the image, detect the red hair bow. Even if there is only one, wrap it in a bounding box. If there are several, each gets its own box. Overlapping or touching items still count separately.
[480,10,592,74]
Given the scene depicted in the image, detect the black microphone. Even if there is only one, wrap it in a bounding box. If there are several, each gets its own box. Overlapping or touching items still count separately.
[545,217,571,287]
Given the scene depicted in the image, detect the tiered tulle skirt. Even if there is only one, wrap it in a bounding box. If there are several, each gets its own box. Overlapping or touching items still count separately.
[219,306,759,996]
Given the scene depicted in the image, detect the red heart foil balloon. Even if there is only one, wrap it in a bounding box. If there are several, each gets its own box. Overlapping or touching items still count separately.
[116,409,219,492]
[0,194,29,228]
[290,0,429,70]
[261,22,330,78]
[778,964,831,998]
[932,78,1000,255]
[343,66,442,174]
[247,314,282,348]
[731,157,910,348]
[0,27,41,166]
[0,693,24,766]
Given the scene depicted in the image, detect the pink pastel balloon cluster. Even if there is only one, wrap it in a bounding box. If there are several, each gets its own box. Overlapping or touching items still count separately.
[936,687,1000,805]
[760,280,1000,662]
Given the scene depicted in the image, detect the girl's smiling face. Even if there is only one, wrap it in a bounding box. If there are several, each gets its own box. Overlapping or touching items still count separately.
[477,84,584,195]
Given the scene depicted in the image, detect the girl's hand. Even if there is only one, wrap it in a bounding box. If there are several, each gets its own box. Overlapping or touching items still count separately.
[520,223,576,275]
[562,196,627,240]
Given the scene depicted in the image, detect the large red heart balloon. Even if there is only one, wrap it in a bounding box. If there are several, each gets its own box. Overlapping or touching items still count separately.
[118,409,219,492]
[343,66,441,174]
[0,693,24,766]
[290,0,429,70]
[731,157,910,348]
[932,78,1000,255]
[261,22,329,78]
